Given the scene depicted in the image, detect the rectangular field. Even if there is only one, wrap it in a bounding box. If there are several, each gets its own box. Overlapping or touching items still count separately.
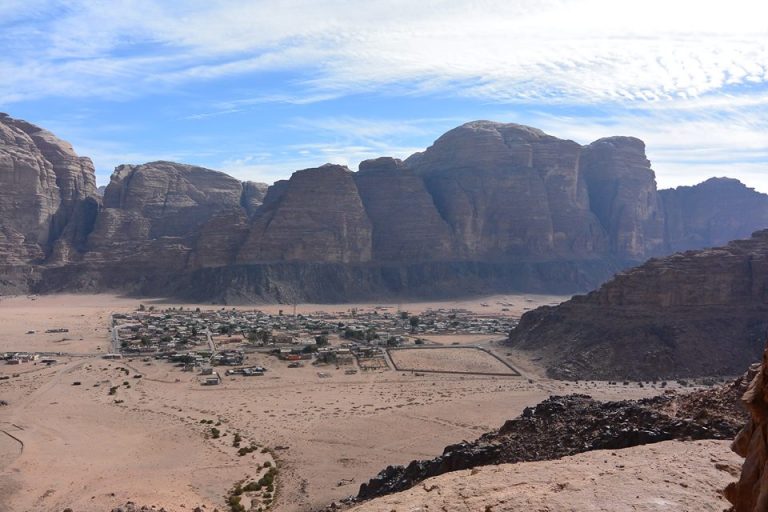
[387,347,520,376]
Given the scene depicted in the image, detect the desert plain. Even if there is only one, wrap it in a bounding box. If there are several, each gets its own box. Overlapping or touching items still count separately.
[0,293,702,512]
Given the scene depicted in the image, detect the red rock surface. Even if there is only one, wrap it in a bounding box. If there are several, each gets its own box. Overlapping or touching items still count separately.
[726,348,768,511]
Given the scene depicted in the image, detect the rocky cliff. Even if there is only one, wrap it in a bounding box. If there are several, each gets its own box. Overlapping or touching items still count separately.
[84,160,245,266]
[0,113,98,291]
[725,345,768,511]
[662,177,768,253]
[3,114,768,301]
[508,230,768,380]
[238,164,373,264]
[406,121,608,260]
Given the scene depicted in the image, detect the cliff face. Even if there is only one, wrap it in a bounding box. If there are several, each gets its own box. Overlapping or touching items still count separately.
[238,164,373,264]
[726,346,768,511]
[508,230,768,380]
[406,121,607,260]
[662,177,768,252]
[3,114,768,301]
[85,161,247,269]
[581,137,665,259]
[354,157,453,262]
[0,113,98,287]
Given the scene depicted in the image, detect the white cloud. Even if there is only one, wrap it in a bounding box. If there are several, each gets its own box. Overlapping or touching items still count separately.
[2,1,766,192]
[0,1,765,105]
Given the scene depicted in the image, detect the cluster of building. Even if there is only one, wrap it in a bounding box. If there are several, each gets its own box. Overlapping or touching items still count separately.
[110,305,515,378]
[2,352,39,364]
[2,352,58,365]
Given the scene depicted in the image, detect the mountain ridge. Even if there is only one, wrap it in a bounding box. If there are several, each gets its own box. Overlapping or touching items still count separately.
[2,114,767,301]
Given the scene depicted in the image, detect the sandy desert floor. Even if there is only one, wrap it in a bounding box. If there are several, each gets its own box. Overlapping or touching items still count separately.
[0,293,697,512]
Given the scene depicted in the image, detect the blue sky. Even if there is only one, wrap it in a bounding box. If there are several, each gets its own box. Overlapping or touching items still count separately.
[1,0,767,190]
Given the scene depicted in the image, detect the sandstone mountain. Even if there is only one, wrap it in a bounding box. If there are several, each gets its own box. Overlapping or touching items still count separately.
[2,114,768,301]
[508,230,768,380]
[0,113,98,291]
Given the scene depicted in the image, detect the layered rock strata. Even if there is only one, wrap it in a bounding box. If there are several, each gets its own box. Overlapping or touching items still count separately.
[508,230,768,380]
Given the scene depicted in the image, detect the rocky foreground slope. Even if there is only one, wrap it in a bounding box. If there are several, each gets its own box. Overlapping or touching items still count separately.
[508,230,768,380]
[725,346,768,511]
[348,440,738,512]
[3,114,768,300]
[355,376,750,501]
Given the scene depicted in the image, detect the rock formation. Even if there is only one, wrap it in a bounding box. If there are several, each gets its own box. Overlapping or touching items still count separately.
[406,121,608,260]
[0,113,98,291]
[725,346,768,511]
[354,157,453,262]
[238,164,373,264]
[344,440,738,512]
[3,114,768,302]
[77,161,246,284]
[662,177,768,252]
[357,380,748,501]
[508,230,768,380]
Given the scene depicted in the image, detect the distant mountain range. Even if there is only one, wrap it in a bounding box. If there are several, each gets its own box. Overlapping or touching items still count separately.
[2,113,768,301]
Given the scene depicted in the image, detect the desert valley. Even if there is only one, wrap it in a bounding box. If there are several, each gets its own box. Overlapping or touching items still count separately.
[3,3,768,510]
[0,292,742,512]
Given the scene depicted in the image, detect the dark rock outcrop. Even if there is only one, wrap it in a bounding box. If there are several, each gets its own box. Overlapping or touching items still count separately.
[508,230,768,380]
[358,379,749,501]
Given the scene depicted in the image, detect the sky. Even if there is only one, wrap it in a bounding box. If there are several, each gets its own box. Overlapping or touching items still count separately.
[1,0,767,191]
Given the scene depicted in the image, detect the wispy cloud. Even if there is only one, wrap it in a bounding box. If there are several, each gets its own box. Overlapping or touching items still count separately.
[2,1,766,192]
[1,1,765,106]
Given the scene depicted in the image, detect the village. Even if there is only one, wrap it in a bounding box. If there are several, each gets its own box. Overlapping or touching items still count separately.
[106,304,519,384]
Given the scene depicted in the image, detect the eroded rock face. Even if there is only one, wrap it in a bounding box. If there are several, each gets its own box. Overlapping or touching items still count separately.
[406,121,608,260]
[0,113,98,275]
[662,177,768,252]
[725,347,768,511]
[508,230,768,380]
[85,161,245,269]
[241,180,269,216]
[581,136,665,259]
[5,115,768,302]
[355,157,453,261]
[238,164,373,263]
